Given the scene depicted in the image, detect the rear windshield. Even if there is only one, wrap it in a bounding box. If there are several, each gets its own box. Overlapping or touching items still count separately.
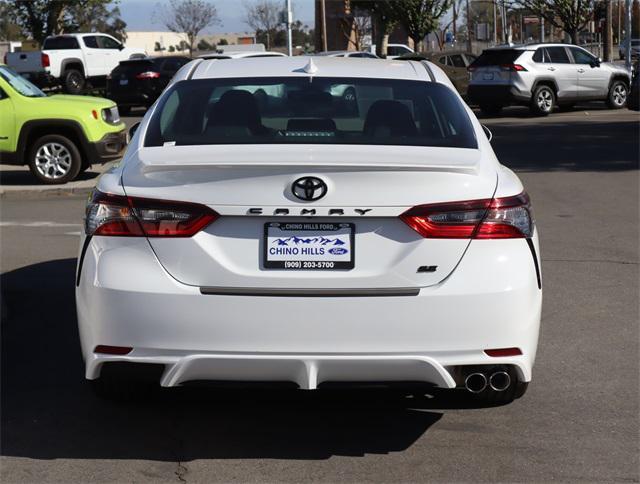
[145,77,477,149]
[471,49,522,67]
[43,36,80,50]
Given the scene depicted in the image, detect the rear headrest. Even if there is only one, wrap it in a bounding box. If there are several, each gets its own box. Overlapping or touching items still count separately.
[208,90,262,130]
[363,100,417,137]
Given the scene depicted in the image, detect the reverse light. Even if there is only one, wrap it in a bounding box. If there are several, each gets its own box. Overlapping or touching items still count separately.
[136,71,160,79]
[41,52,50,68]
[85,190,218,237]
[400,192,533,239]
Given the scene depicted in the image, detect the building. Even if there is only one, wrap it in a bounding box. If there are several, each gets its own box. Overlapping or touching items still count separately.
[124,31,256,55]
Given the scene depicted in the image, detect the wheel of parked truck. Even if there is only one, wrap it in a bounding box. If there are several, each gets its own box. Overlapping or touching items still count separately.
[28,134,82,184]
[530,85,555,116]
[607,80,628,109]
[118,105,131,116]
[63,69,85,94]
[479,104,502,116]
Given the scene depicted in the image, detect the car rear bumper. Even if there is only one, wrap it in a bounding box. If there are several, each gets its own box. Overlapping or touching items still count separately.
[76,233,542,389]
[467,84,531,105]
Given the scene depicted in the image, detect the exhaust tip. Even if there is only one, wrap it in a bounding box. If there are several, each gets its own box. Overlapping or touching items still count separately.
[489,371,511,391]
[464,372,487,393]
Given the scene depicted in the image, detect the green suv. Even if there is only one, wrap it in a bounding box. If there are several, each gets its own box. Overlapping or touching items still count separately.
[0,65,126,184]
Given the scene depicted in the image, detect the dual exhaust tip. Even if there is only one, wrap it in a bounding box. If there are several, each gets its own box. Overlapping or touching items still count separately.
[465,370,511,393]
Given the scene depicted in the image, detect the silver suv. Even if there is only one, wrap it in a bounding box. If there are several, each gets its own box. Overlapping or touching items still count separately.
[467,43,631,116]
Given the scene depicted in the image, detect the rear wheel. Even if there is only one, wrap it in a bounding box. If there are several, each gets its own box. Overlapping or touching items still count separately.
[28,134,82,184]
[607,80,628,109]
[62,69,85,94]
[479,104,502,116]
[530,85,555,116]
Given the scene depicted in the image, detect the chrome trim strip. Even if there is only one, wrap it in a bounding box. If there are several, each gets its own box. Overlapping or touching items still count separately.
[199,287,420,297]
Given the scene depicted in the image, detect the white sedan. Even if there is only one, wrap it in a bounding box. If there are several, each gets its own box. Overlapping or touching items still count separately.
[76,56,541,405]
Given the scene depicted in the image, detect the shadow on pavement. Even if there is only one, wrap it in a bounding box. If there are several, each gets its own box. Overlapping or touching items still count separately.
[0,259,495,461]
[0,168,102,186]
[489,119,639,172]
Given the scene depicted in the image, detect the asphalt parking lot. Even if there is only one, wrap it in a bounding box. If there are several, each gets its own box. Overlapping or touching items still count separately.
[1,107,638,483]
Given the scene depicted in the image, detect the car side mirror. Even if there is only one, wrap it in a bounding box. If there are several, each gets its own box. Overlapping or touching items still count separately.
[128,122,140,143]
[118,43,125,51]
[591,58,601,68]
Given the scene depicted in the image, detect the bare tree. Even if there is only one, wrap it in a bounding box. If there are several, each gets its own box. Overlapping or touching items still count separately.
[243,0,280,50]
[341,7,372,51]
[352,0,400,57]
[159,0,220,56]
[516,0,596,43]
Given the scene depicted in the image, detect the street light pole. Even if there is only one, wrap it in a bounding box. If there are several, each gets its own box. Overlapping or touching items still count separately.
[625,0,632,70]
[286,0,292,56]
[320,0,328,52]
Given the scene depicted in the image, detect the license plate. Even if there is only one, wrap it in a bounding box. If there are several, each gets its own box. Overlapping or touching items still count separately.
[119,79,128,85]
[264,222,354,270]
[483,73,494,80]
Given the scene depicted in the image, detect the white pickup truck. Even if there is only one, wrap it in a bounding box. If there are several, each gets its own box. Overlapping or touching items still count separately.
[5,33,146,94]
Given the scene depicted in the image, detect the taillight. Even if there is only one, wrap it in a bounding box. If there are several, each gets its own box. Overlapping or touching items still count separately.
[85,190,218,237]
[135,71,160,79]
[400,192,533,239]
[41,53,50,68]
[501,63,526,71]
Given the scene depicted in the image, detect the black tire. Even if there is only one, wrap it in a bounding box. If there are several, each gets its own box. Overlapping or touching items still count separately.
[530,85,555,116]
[607,80,628,109]
[479,104,502,116]
[62,68,85,94]
[27,134,82,184]
[118,105,131,116]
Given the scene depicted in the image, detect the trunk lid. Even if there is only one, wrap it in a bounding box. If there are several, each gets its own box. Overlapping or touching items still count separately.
[122,144,497,289]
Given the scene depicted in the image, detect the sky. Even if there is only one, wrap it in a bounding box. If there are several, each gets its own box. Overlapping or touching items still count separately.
[117,0,315,34]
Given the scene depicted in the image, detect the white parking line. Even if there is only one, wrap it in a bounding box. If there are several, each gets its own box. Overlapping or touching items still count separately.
[0,221,81,228]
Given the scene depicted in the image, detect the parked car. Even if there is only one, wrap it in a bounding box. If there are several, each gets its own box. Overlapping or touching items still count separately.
[5,33,146,94]
[78,57,541,406]
[369,43,415,59]
[106,56,191,115]
[313,50,379,58]
[619,38,640,60]
[397,51,477,97]
[198,51,287,60]
[0,64,126,184]
[467,43,631,116]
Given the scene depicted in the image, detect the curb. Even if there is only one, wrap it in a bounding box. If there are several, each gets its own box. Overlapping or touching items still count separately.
[0,186,93,200]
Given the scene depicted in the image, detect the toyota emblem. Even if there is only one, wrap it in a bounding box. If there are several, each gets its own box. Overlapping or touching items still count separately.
[291,177,328,201]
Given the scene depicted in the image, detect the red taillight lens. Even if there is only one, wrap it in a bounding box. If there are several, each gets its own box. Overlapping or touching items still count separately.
[85,190,218,237]
[135,71,160,79]
[94,345,133,355]
[41,53,50,68]
[400,192,533,239]
[501,63,526,71]
[485,347,522,357]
